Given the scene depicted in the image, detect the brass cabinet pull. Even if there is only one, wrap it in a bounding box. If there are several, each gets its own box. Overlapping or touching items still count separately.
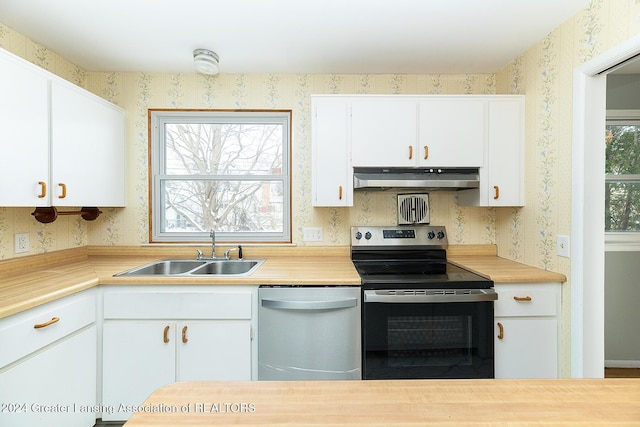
[37,181,47,198]
[182,326,189,344]
[339,186,343,200]
[493,185,500,200]
[424,145,429,160]
[163,325,170,343]
[58,183,67,199]
[408,145,413,160]
[513,296,532,302]
[34,317,60,329]
[497,322,504,340]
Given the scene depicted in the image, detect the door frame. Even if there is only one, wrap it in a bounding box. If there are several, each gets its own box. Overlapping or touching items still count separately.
[571,33,640,377]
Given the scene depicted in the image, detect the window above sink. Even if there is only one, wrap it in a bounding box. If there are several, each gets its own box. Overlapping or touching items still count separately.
[149,110,292,244]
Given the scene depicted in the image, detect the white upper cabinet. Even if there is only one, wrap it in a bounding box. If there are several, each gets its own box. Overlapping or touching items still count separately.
[418,99,485,167]
[311,94,525,207]
[350,96,485,168]
[312,97,353,206]
[459,96,525,207]
[0,47,125,208]
[51,80,125,206]
[351,98,418,167]
[0,50,50,207]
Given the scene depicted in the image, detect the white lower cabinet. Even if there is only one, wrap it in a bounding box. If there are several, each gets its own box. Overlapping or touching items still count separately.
[0,290,97,427]
[494,282,561,378]
[101,286,254,421]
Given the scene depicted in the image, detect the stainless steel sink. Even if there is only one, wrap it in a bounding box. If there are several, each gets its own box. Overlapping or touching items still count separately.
[190,260,261,275]
[114,258,264,277]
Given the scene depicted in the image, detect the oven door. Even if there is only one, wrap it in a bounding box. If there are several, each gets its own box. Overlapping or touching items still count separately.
[362,289,496,380]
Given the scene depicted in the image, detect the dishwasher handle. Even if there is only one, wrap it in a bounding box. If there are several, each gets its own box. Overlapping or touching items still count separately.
[260,297,358,311]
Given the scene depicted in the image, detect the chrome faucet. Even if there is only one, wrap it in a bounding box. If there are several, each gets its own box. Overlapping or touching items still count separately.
[195,229,218,260]
[209,229,216,259]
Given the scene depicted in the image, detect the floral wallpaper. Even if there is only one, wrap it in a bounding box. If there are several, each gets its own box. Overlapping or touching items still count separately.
[1,0,639,264]
[3,0,640,374]
[86,71,503,248]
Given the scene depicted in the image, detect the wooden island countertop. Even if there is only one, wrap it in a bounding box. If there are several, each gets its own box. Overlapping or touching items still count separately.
[123,379,640,426]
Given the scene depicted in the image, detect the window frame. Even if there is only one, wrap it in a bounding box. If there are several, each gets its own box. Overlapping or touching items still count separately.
[149,109,292,244]
[605,109,640,248]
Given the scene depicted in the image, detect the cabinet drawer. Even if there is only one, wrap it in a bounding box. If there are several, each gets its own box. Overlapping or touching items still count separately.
[494,284,558,317]
[103,291,252,320]
[0,290,96,369]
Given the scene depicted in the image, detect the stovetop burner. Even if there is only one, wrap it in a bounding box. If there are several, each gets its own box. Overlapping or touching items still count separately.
[351,225,493,290]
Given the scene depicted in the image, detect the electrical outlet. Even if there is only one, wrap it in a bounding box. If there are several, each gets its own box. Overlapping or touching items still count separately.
[302,227,323,242]
[15,233,30,254]
[557,235,570,258]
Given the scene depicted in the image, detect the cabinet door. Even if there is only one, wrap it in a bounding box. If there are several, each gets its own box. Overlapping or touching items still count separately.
[102,321,175,421]
[178,321,251,381]
[418,99,485,167]
[312,99,352,206]
[495,318,558,378]
[351,99,417,167]
[0,327,96,427]
[50,80,125,207]
[0,51,49,206]
[486,99,524,206]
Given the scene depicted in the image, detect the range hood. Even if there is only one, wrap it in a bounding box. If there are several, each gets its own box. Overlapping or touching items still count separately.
[353,167,480,191]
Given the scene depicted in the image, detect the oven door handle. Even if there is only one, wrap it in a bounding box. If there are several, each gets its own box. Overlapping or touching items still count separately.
[261,298,358,310]
[364,289,498,303]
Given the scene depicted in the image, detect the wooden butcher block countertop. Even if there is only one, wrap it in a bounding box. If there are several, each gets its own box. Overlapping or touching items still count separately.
[0,244,566,319]
[123,379,640,426]
[447,255,567,283]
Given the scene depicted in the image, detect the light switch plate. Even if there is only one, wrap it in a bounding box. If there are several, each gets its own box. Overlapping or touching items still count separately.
[557,235,570,258]
[302,227,323,242]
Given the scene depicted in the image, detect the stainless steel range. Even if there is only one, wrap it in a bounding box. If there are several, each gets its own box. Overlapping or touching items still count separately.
[351,225,497,380]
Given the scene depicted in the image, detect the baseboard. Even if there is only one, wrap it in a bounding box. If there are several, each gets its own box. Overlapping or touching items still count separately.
[605,359,640,368]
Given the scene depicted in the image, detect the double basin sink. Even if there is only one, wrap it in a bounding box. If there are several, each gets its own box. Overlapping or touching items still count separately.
[114,258,265,277]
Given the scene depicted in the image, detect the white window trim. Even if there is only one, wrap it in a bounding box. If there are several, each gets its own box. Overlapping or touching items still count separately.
[149,109,292,243]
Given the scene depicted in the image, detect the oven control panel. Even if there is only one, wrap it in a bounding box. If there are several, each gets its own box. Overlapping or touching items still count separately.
[351,225,448,247]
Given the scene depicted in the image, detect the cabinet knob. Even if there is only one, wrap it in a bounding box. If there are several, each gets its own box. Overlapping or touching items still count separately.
[182,325,189,344]
[408,145,413,160]
[493,185,500,200]
[163,325,170,343]
[339,186,343,200]
[424,145,429,160]
[497,322,504,340]
[34,316,60,329]
[58,183,67,199]
[37,181,47,198]
[513,296,532,302]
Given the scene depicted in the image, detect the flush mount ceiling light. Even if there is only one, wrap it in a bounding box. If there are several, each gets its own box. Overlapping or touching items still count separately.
[193,49,219,75]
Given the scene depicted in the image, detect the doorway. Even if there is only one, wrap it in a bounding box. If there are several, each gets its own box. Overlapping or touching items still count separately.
[572,33,640,377]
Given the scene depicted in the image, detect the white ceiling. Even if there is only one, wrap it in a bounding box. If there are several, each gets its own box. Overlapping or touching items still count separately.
[0,0,591,75]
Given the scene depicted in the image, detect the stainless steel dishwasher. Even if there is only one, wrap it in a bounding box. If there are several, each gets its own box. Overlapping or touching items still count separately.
[258,285,361,380]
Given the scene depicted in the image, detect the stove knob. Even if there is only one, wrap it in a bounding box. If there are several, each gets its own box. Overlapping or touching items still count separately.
[427,231,436,240]
[437,231,445,240]
[355,231,363,240]
[364,231,372,240]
